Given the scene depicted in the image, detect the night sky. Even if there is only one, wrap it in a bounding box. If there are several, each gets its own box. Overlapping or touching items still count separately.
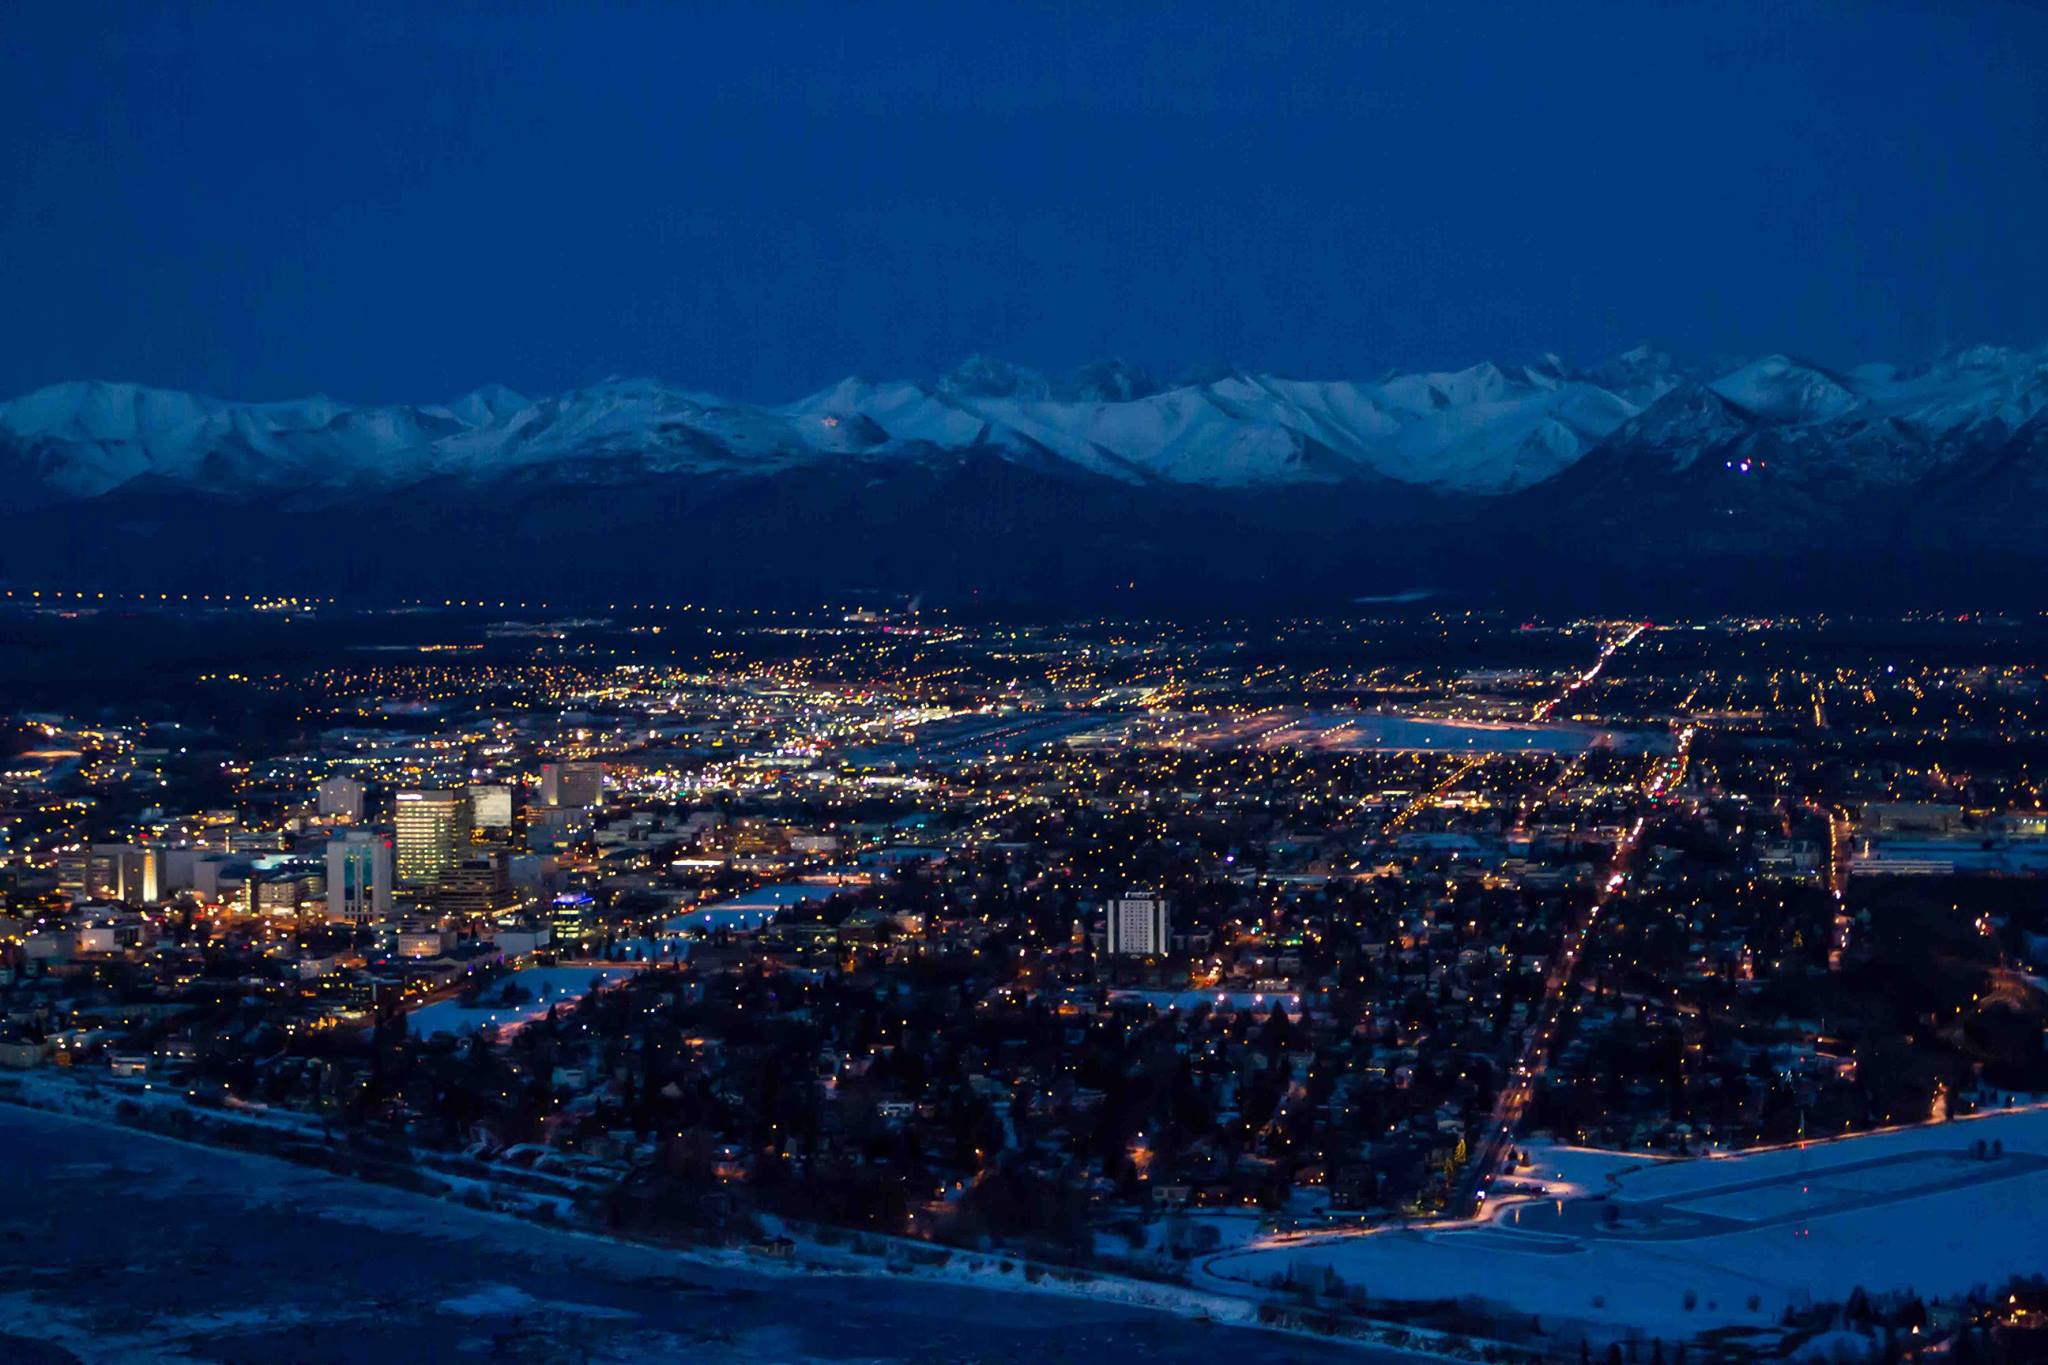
[4,1,2044,404]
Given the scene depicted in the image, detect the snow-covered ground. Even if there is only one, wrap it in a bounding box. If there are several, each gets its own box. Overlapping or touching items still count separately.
[1208,1106,2048,1342]
[406,963,643,1040]
[1108,988,1307,1014]
[0,1071,1527,1361]
[1510,1141,1669,1198]
[661,880,849,934]
[0,1101,1391,1364]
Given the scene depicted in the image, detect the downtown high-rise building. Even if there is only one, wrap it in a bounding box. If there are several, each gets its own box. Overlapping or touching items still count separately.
[393,789,469,887]
[83,843,163,904]
[466,783,515,834]
[539,761,604,809]
[1104,890,1171,956]
[435,851,513,919]
[325,830,393,926]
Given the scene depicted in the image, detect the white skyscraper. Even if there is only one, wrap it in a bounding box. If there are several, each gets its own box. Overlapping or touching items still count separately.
[326,830,393,926]
[1105,890,1170,956]
[467,783,515,833]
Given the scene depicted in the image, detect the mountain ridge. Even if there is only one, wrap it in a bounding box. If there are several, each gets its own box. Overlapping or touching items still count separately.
[5,342,2044,502]
[5,341,2047,611]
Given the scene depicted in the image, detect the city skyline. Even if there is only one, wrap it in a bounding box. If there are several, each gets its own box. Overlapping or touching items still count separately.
[4,4,2045,1360]
[4,599,2047,1359]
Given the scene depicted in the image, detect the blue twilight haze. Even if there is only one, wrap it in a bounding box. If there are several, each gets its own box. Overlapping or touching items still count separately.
[2,1,2044,404]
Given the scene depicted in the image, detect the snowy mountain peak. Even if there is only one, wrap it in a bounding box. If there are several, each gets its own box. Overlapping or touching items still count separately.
[1579,345,1685,408]
[440,383,529,426]
[1606,379,1755,467]
[1709,354,1867,424]
[936,355,1051,401]
[4,340,2043,501]
[6,379,217,444]
[1062,359,1163,403]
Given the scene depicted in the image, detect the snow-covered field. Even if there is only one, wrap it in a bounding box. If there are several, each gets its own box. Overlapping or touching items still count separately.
[406,963,643,1040]
[1209,1107,2048,1342]
[0,1100,1393,1364]
[661,880,848,934]
[1108,988,1307,1014]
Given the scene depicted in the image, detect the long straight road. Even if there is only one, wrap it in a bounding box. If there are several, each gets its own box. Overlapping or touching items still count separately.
[1454,814,1644,1215]
[1802,797,1853,969]
[1451,623,1671,1216]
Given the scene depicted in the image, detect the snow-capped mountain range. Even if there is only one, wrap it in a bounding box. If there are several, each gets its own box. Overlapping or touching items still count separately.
[6,342,2043,501]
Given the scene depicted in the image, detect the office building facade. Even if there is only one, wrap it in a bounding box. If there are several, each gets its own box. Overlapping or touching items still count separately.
[394,789,469,887]
[1105,890,1170,956]
[539,761,604,809]
[326,831,393,926]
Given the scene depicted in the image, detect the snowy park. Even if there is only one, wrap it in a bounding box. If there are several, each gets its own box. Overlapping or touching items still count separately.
[1207,1106,2048,1342]
[405,964,643,1041]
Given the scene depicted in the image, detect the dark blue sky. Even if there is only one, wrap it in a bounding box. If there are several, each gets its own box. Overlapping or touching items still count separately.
[4,1,2044,403]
